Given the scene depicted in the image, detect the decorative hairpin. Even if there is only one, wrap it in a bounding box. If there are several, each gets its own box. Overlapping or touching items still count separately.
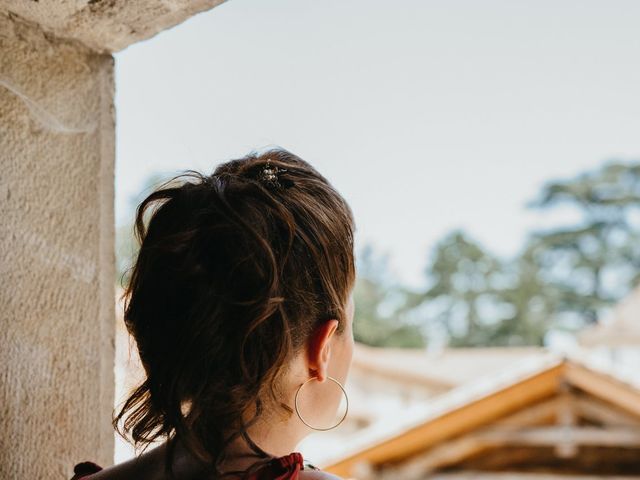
[259,159,288,189]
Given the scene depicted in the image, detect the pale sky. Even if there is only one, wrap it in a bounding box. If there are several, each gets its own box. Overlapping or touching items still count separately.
[115,0,640,288]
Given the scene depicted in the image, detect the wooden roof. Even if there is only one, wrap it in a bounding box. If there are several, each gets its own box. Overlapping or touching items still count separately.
[324,357,640,478]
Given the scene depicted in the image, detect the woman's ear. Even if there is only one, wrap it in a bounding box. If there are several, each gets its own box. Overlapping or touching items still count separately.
[306,319,339,382]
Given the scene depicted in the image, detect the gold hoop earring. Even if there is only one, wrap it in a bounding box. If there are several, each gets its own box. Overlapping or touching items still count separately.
[294,375,349,431]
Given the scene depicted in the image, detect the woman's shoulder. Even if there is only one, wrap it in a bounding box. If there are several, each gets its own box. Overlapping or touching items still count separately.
[299,471,343,480]
[299,455,343,480]
[68,452,343,480]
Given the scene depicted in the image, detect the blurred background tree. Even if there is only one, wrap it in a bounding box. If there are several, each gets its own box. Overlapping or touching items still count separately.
[352,245,427,348]
[402,231,504,347]
[488,239,559,346]
[399,161,640,348]
[529,162,640,325]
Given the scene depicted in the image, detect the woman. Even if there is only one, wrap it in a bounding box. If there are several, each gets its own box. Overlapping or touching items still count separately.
[71,149,356,480]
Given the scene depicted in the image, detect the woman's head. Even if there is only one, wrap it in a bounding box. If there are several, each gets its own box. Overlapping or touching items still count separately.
[115,148,356,472]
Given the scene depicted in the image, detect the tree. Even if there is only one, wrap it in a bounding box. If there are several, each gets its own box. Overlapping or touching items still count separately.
[530,161,640,325]
[353,245,427,348]
[402,231,559,347]
[403,231,505,347]
[489,239,559,346]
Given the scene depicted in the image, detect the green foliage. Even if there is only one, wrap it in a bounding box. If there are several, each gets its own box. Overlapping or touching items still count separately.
[529,161,640,324]
[418,231,503,345]
[488,241,559,346]
[400,232,554,347]
[404,160,640,347]
[352,246,427,348]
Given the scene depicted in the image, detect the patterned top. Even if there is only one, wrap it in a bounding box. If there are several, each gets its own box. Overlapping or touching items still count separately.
[70,451,318,480]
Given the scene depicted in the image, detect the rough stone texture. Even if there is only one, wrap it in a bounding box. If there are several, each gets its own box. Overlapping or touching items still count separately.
[0,0,227,52]
[0,12,115,478]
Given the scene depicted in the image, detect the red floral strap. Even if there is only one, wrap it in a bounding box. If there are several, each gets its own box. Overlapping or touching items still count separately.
[252,452,304,479]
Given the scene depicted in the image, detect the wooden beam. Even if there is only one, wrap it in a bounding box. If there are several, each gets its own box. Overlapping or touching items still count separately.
[478,426,640,448]
[575,394,640,427]
[425,473,640,480]
[391,398,563,478]
[392,425,640,479]
[565,363,640,418]
[386,435,488,479]
[556,380,578,458]
[493,397,561,427]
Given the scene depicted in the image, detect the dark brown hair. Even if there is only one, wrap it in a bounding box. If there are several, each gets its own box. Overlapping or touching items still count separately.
[114,148,356,477]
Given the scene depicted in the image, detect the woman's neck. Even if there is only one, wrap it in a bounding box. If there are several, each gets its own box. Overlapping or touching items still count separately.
[224,409,307,460]
[168,409,307,477]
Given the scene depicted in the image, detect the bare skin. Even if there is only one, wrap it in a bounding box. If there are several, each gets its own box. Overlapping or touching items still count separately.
[89,294,355,480]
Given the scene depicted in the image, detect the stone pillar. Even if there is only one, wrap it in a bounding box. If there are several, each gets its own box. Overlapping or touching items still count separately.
[0,12,115,479]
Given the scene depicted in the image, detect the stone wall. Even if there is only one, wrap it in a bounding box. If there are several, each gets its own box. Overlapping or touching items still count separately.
[0,12,115,478]
[0,0,227,52]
